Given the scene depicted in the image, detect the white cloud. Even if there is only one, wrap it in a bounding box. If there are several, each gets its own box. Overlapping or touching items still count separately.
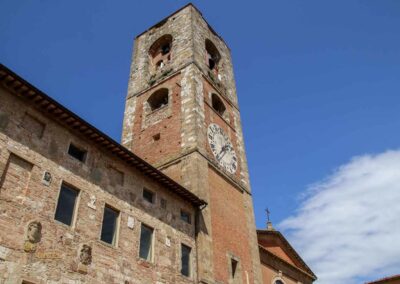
[280,150,400,284]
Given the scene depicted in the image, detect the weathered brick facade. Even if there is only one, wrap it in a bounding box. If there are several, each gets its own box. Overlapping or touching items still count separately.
[0,67,204,283]
[0,3,315,284]
[122,4,262,284]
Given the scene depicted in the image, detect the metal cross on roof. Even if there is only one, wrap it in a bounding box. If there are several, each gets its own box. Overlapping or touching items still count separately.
[265,208,270,223]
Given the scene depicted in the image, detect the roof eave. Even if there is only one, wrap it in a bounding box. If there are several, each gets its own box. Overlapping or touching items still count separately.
[0,63,207,208]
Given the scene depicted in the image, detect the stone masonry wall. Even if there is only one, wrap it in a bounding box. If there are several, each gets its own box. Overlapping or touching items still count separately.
[126,7,194,97]
[0,86,197,284]
[121,4,263,284]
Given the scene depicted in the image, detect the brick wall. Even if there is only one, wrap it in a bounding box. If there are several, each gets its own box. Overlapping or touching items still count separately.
[0,86,197,283]
[208,167,254,284]
[129,74,183,167]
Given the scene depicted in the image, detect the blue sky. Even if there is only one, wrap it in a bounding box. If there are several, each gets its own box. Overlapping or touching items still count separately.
[1,1,400,283]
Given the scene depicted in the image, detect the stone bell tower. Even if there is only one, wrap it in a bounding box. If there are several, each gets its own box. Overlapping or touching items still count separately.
[122,4,262,284]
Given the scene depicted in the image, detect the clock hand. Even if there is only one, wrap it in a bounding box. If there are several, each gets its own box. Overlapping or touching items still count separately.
[216,145,228,161]
[217,145,226,155]
[217,150,227,161]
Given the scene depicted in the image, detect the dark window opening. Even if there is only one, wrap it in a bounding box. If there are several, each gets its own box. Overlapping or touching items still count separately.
[54,184,79,226]
[148,88,169,111]
[231,258,238,278]
[139,224,154,261]
[100,205,119,245]
[149,34,173,58]
[180,210,191,224]
[211,94,226,116]
[68,143,86,162]
[208,57,216,70]
[205,39,221,71]
[143,188,155,203]
[181,244,191,277]
[161,43,170,55]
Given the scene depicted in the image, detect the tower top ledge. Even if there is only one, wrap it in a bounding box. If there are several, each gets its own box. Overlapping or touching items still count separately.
[135,3,230,51]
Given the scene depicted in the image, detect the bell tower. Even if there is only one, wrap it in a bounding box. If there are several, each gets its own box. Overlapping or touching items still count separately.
[122,4,262,284]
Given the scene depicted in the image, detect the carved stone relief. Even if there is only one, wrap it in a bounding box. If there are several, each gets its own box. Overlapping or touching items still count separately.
[24,221,42,252]
[87,195,96,210]
[42,171,52,186]
[79,244,92,265]
[77,244,92,274]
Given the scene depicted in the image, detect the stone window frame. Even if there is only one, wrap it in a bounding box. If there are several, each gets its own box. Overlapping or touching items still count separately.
[142,187,156,205]
[208,91,230,122]
[99,202,121,248]
[179,242,193,278]
[53,182,81,230]
[271,271,286,284]
[146,88,170,113]
[138,222,156,263]
[148,34,173,73]
[66,140,88,164]
[205,39,222,77]
[142,87,173,129]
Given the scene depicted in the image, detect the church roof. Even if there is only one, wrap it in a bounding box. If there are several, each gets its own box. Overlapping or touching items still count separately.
[0,63,207,208]
[257,229,317,280]
[366,274,400,284]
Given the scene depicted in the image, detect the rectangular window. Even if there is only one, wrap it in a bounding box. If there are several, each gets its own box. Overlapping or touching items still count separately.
[139,224,154,261]
[100,205,119,245]
[180,210,191,224]
[181,244,191,277]
[68,143,87,162]
[142,188,155,203]
[54,184,79,226]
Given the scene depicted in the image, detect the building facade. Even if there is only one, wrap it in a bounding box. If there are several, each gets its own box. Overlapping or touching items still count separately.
[0,3,315,284]
[258,223,316,284]
[121,4,262,284]
[0,63,204,283]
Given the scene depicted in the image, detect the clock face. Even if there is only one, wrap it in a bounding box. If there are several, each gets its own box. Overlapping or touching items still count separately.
[207,123,238,174]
